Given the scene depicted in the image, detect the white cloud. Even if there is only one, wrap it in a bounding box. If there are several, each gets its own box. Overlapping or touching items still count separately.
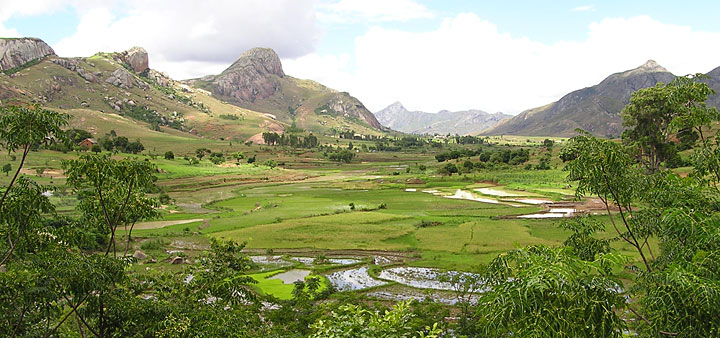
[51,0,320,79]
[287,14,720,115]
[572,5,595,12]
[318,0,433,23]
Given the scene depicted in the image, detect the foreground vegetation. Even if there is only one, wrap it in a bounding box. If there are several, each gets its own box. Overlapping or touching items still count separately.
[0,74,719,336]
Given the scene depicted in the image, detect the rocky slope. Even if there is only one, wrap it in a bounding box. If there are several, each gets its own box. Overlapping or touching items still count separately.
[188,48,383,132]
[375,102,509,135]
[202,48,284,103]
[481,60,676,137]
[0,38,282,142]
[0,38,55,71]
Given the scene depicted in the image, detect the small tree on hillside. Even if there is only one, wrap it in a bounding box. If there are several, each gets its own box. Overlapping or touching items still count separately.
[2,163,10,176]
[195,148,211,160]
[232,152,245,165]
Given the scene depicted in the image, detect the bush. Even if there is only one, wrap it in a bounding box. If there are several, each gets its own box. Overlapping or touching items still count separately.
[263,159,277,168]
[416,220,443,228]
[164,151,175,160]
[218,114,239,120]
[140,238,167,250]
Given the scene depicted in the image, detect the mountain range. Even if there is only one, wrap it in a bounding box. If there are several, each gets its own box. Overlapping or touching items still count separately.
[4,37,720,140]
[481,60,719,137]
[374,102,510,135]
[0,37,384,145]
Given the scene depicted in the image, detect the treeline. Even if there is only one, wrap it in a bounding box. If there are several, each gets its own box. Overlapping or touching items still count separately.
[98,130,145,154]
[262,132,318,148]
[436,148,530,165]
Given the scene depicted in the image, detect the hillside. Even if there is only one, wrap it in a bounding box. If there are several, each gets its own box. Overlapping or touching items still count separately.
[375,102,510,135]
[481,60,677,137]
[0,38,289,144]
[186,48,384,137]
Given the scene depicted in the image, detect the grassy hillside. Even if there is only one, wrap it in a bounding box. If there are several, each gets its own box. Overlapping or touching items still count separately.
[0,54,281,143]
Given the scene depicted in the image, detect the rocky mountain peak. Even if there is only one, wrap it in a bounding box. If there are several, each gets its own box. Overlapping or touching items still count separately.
[387,101,405,109]
[201,47,285,104]
[639,59,667,72]
[620,59,669,77]
[0,37,55,71]
[120,46,149,74]
[224,47,284,78]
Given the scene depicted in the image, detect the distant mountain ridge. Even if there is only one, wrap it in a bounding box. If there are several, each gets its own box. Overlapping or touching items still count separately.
[374,102,510,135]
[481,60,678,137]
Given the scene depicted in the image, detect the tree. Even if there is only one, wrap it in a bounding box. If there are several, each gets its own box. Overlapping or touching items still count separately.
[310,301,442,338]
[622,75,717,172]
[438,163,458,176]
[1,163,10,176]
[67,128,93,144]
[164,150,174,160]
[263,159,277,169]
[91,144,101,153]
[231,152,245,164]
[475,246,627,337]
[543,138,554,149]
[0,104,68,264]
[63,154,159,257]
[195,148,210,160]
[209,152,224,165]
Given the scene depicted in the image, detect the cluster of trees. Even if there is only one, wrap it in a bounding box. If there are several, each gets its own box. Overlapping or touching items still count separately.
[66,128,93,144]
[436,148,530,165]
[218,113,239,120]
[98,130,145,154]
[190,148,248,165]
[326,149,355,163]
[262,132,318,148]
[453,135,487,145]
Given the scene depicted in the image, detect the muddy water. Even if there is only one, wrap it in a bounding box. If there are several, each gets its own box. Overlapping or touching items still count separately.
[251,255,292,267]
[444,189,499,204]
[291,257,361,266]
[475,188,520,197]
[517,208,576,218]
[510,198,554,205]
[326,267,387,291]
[269,269,310,284]
[378,267,485,291]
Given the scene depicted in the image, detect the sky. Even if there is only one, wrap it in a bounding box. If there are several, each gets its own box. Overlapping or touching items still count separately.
[2,0,720,114]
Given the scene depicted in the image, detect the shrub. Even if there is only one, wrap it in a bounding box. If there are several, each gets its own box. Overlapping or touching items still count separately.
[140,238,167,250]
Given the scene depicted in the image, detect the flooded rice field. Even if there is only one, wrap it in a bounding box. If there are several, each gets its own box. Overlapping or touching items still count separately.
[474,188,520,197]
[444,189,499,204]
[517,208,577,218]
[269,269,310,284]
[378,267,485,291]
[326,267,387,291]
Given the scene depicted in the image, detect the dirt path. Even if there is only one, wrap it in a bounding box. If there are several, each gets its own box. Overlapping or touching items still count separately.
[133,218,204,230]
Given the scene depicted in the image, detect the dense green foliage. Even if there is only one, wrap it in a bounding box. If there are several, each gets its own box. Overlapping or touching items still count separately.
[472,76,720,337]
